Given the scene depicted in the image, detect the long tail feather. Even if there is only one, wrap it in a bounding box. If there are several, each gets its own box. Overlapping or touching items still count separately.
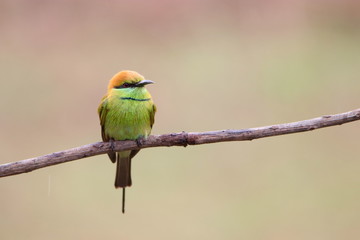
[115,152,132,213]
[122,188,125,213]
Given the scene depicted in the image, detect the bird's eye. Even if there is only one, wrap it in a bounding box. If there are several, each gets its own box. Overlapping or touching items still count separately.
[114,82,134,89]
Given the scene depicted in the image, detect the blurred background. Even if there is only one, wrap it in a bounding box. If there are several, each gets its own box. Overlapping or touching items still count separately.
[0,0,359,239]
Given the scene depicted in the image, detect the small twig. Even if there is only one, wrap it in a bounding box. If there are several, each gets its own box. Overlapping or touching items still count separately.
[0,108,359,178]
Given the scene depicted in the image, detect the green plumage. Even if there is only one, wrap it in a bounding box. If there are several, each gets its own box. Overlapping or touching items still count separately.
[98,71,156,213]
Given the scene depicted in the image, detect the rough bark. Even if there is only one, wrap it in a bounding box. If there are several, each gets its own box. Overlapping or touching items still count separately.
[0,108,359,178]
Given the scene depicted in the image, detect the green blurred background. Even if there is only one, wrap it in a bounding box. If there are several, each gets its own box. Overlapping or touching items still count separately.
[0,0,359,239]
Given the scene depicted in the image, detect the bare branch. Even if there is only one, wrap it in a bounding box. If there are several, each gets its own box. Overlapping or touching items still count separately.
[1,108,359,178]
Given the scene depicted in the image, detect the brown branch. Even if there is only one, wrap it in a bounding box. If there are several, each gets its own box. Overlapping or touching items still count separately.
[1,108,359,178]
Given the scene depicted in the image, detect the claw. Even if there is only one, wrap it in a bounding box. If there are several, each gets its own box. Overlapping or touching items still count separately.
[110,139,115,152]
[135,138,143,148]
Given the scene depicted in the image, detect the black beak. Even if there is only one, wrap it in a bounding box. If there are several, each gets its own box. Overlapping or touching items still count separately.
[135,80,155,87]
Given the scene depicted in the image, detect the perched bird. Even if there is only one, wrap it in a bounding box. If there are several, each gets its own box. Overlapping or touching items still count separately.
[98,70,156,213]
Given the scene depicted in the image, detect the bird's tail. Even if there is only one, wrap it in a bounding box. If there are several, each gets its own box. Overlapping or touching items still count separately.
[115,151,132,188]
[115,151,132,213]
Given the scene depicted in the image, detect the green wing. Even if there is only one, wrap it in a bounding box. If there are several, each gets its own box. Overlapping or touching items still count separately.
[98,96,116,163]
[98,96,109,142]
[150,104,156,128]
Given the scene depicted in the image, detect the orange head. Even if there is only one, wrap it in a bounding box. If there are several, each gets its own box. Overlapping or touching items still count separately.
[108,70,154,91]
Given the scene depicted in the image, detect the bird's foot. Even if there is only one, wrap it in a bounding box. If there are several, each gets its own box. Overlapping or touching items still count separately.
[110,139,115,152]
[181,131,188,147]
[135,138,143,148]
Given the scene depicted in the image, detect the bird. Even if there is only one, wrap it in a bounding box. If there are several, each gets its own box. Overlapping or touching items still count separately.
[98,70,156,213]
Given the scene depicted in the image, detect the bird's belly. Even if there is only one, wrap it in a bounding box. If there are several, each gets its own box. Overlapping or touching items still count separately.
[104,102,152,140]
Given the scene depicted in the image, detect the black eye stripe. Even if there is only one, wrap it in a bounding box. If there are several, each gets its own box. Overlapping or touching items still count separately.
[114,82,135,89]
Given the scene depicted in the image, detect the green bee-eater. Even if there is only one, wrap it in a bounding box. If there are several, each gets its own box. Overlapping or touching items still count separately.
[98,70,156,213]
